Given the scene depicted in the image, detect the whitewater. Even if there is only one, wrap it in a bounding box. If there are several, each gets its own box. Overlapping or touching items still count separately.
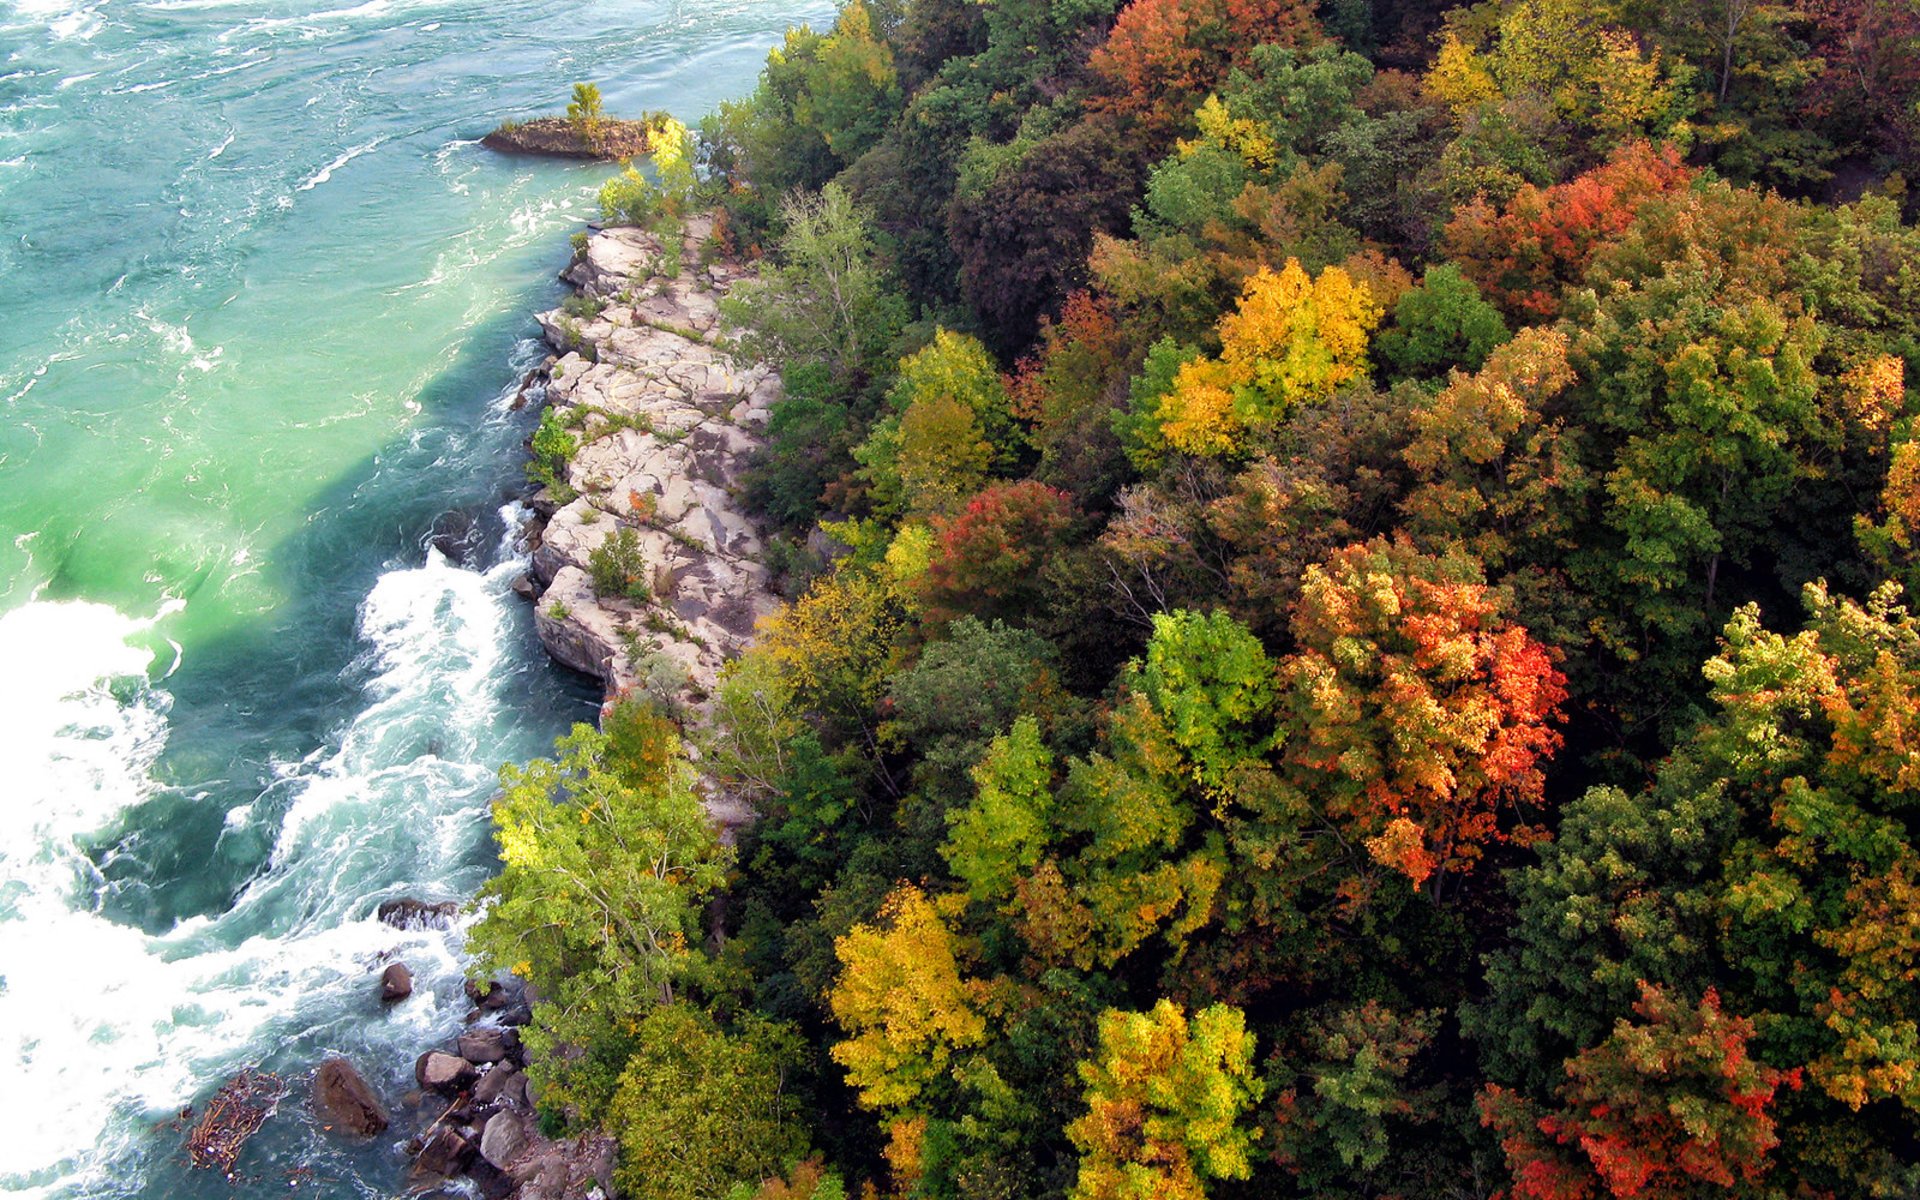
[0,1,829,1194]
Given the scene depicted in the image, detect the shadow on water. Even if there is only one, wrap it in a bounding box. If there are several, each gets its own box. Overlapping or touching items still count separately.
[83,295,599,936]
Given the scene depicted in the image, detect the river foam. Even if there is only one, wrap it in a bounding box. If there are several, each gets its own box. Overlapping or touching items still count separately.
[0,525,533,1197]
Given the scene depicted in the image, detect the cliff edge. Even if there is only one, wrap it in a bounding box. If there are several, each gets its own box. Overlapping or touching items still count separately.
[521,216,781,821]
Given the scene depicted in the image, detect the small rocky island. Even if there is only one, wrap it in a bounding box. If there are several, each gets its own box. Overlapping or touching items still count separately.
[482,88,677,161]
[480,116,664,160]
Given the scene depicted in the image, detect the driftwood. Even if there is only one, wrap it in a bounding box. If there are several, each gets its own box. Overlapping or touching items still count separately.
[186,1069,286,1176]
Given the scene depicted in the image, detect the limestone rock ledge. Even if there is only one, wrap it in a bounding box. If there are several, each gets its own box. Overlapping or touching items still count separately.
[523,216,780,740]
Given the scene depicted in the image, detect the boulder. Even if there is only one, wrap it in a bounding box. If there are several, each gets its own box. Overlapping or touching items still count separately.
[377,898,459,930]
[479,1108,532,1170]
[379,962,412,1003]
[412,1127,476,1179]
[471,1063,520,1107]
[313,1058,388,1137]
[457,1026,520,1066]
[414,1050,478,1094]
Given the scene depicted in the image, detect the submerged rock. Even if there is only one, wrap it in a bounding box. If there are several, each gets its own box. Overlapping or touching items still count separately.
[377,898,459,930]
[426,509,481,565]
[313,1058,388,1137]
[379,962,413,1003]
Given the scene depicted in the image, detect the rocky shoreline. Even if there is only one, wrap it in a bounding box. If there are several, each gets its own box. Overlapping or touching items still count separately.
[400,216,783,1194]
[184,217,780,1197]
[519,214,782,819]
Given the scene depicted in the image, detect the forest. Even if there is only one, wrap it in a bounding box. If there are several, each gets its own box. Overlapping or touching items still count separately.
[467,1,1920,1196]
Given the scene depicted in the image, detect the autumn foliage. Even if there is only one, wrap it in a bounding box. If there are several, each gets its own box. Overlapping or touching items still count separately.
[1154,259,1380,456]
[1280,537,1566,889]
[920,481,1078,625]
[1442,141,1695,320]
[1090,0,1320,138]
[1481,984,1799,1200]
[523,1,1920,1197]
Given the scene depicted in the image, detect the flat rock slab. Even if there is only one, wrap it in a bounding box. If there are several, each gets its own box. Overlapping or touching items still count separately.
[526,219,781,745]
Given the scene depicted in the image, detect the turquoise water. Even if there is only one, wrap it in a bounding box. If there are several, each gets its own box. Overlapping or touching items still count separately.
[0,2,827,1195]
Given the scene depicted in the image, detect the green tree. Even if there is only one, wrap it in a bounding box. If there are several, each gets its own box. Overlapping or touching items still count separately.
[607,1005,812,1200]
[1267,1002,1442,1188]
[721,183,910,386]
[1374,262,1510,383]
[1564,266,1827,690]
[944,715,1056,905]
[568,81,606,150]
[885,615,1062,809]
[467,705,730,1121]
[1135,608,1276,793]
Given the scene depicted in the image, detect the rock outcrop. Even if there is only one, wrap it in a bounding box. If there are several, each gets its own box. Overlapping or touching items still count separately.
[522,216,781,778]
[403,214,781,1200]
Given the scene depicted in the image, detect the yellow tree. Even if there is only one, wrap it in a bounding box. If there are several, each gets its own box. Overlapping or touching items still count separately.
[1156,259,1380,457]
[828,885,991,1112]
[1067,999,1265,1200]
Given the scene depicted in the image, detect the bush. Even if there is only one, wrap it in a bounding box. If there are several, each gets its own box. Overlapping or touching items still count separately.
[599,167,663,227]
[589,527,652,601]
[528,408,578,496]
[598,116,698,227]
[562,293,606,320]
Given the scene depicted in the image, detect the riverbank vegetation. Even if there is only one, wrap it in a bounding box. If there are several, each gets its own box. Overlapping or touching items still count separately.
[481,1,1920,1196]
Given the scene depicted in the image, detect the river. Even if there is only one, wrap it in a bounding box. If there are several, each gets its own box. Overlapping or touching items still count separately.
[0,1,828,1194]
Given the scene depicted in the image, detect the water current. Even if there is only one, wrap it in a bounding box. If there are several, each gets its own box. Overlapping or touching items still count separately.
[0,2,829,1194]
